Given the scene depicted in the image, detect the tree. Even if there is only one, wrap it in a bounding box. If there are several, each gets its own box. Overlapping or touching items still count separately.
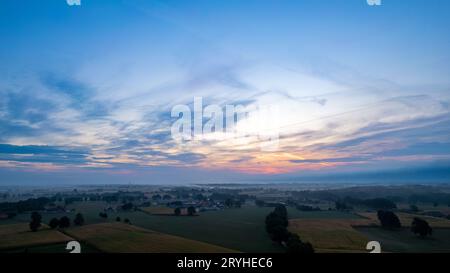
[286,233,315,253]
[73,213,84,226]
[264,206,315,253]
[187,206,196,216]
[377,210,401,229]
[99,212,108,219]
[265,205,289,243]
[49,218,60,229]
[124,218,131,224]
[116,216,121,222]
[59,216,71,228]
[174,207,181,216]
[29,211,42,232]
[411,217,432,237]
[274,204,287,219]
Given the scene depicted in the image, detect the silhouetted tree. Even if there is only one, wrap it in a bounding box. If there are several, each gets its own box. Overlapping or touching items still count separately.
[377,210,401,229]
[29,211,42,232]
[286,233,315,253]
[49,218,59,229]
[116,216,121,222]
[174,207,181,216]
[99,212,108,219]
[411,217,432,237]
[59,216,71,228]
[187,206,196,216]
[124,218,131,224]
[73,213,84,226]
[265,205,289,243]
[274,204,288,219]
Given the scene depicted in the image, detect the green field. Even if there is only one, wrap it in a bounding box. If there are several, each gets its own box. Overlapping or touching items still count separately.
[105,206,360,252]
[356,227,450,253]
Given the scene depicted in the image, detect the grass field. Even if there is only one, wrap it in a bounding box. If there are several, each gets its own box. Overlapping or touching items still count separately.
[109,206,284,253]
[357,227,450,253]
[0,223,73,251]
[65,222,237,253]
[288,219,370,252]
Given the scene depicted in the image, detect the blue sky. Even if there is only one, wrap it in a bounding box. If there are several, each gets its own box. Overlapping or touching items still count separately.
[0,0,449,185]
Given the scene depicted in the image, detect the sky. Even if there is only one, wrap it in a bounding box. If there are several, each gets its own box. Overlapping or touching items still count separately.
[0,0,449,185]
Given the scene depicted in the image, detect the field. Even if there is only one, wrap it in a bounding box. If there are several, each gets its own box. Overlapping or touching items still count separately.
[289,212,450,253]
[65,222,237,253]
[0,223,73,251]
[106,206,360,253]
[288,219,371,252]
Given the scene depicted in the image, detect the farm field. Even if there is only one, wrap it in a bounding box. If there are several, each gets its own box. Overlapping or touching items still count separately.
[65,222,237,253]
[109,206,360,252]
[357,227,450,253]
[288,219,370,252]
[0,223,73,251]
[106,206,285,253]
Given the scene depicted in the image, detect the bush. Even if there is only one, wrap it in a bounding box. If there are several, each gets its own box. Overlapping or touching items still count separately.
[377,210,401,229]
[59,216,71,229]
[73,213,84,226]
[411,217,432,237]
[49,218,59,229]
